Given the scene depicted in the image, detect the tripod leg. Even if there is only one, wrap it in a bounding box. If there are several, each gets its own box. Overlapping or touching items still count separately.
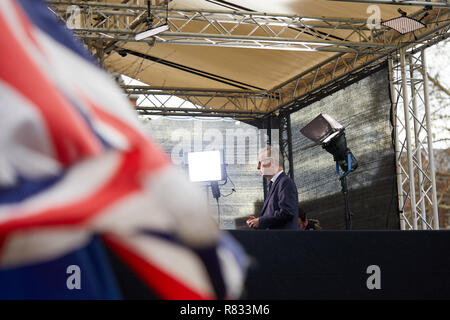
[340,176,352,230]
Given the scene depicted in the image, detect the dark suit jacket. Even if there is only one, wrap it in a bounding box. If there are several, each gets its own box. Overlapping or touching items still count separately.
[258,172,298,230]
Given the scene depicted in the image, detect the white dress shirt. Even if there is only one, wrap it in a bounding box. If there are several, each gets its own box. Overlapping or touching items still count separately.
[270,170,284,184]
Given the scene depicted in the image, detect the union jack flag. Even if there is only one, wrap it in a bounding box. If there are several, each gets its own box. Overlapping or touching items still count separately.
[0,0,247,299]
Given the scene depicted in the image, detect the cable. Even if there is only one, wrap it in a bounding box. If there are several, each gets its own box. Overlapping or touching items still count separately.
[221,190,235,197]
[220,172,236,197]
[228,173,236,189]
[387,67,397,229]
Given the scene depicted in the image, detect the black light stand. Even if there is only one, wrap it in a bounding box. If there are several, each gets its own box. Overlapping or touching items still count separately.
[210,162,228,227]
[300,114,358,230]
[322,131,358,230]
[210,180,221,226]
[340,175,351,230]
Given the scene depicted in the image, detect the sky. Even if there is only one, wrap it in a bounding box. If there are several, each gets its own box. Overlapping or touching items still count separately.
[423,39,450,149]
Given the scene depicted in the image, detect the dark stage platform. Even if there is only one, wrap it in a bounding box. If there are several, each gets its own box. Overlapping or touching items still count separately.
[229,230,450,300]
[106,230,450,300]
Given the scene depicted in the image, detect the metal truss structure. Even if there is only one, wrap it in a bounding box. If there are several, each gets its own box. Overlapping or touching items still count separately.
[388,48,439,230]
[124,85,268,120]
[271,14,450,114]
[47,1,450,114]
[49,1,396,53]
[118,16,448,121]
[46,1,449,229]
[329,1,450,8]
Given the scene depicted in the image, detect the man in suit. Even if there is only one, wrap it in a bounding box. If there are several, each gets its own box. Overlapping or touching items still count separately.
[247,146,298,230]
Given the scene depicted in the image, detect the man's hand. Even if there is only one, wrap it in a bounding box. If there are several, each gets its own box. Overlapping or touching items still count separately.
[246,216,259,229]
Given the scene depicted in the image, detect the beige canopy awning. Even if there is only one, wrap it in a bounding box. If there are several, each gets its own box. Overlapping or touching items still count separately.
[48,0,450,116]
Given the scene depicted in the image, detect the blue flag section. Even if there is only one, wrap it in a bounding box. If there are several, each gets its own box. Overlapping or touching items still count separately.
[0,236,121,300]
[0,0,247,300]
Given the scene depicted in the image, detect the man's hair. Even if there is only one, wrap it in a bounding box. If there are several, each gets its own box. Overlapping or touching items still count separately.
[259,145,284,167]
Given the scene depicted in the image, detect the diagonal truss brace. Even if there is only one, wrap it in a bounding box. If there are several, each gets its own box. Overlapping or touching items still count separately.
[388,47,440,230]
[48,1,449,117]
[48,1,394,53]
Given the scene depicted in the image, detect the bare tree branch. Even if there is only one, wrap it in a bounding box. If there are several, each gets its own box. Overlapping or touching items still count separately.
[428,72,450,97]
[434,138,450,143]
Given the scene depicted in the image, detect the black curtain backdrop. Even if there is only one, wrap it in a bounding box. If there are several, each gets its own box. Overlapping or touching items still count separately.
[290,68,399,230]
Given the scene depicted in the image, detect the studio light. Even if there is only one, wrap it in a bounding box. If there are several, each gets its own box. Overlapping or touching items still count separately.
[299,113,343,144]
[135,0,170,41]
[300,114,358,229]
[300,114,358,175]
[135,24,169,41]
[187,150,226,226]
[382,9,426,34]
[188,150,223,183]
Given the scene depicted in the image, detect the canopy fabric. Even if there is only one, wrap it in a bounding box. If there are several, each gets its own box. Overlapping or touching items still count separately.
[104,0,421,91]
[48,0,448,113]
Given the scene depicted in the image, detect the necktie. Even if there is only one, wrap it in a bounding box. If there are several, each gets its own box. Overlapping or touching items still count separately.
[268,180,273,193]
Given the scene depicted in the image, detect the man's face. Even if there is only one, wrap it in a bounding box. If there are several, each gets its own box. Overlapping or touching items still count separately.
[257,151,278,177]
